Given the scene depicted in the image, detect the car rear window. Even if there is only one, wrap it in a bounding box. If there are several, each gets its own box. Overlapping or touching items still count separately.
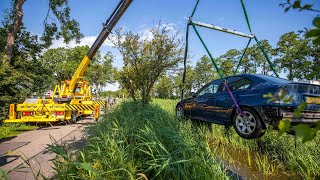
[218,77,252,92]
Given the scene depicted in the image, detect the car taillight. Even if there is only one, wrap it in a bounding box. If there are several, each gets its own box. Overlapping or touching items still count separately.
[55,111,65,115]
[274,87,287,99]
[22,112,33,116]
[273,87,297,104]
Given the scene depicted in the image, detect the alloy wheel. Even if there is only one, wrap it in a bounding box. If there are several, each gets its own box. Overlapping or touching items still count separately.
[235,111,256,135]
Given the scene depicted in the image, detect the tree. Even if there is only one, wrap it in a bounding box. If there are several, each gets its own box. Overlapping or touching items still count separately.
[218,49,239,76]
[113,24,183,104]
[253,40,275,75]
[40,46,88,84]
[85,52,116,96]
[280,0,320,45]
[194,55,217,90]
[40,46,115,89]
[154,75,174,99]
[275,32,309,80]
[3,0,82,64]
[175,65,196,98]
[0,25,52,120]
[3,0,25,64]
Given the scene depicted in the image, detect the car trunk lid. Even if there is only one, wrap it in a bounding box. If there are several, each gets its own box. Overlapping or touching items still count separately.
[287,83,320,111]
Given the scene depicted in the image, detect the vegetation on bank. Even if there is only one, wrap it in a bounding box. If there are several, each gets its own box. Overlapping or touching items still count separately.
[50,99,320,179]
[50,99,229,179]
[0,123,38,140]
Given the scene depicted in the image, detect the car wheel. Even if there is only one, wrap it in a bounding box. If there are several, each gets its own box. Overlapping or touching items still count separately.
[233,108,264,139]
[176,105,185,119]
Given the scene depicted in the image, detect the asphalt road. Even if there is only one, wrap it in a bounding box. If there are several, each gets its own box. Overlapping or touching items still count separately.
[0,117,96,180]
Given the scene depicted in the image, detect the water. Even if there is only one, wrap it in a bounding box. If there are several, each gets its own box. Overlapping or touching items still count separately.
[208,138,300,180]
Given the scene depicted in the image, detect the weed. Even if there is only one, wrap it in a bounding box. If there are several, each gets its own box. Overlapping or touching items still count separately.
[50,99,228,179]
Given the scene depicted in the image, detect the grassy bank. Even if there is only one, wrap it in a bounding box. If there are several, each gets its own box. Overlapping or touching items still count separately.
[208,124,320,179]
[0,123,38,140]
[155,99,320,179]
[51,99,228,179]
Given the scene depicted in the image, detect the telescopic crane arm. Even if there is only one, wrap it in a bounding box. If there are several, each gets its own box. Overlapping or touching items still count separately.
[66,0,133,96]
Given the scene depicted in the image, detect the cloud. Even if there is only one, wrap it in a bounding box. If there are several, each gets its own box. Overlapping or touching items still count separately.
[50,35,116,49]
[140,22,177,40]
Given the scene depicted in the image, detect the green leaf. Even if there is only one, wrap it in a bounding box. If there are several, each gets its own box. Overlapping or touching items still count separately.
[301,4,312,11]
[285,6,291,12]
[292,1,301,9]
[313,17,320,28]
[293,102,307,118]
[312,36,320,45]
[72,162,98,175]
[305,28,320,38]
[278,119,291,135]
[294,125,317,143]
[0,168,9,180]
[315,120,320,130]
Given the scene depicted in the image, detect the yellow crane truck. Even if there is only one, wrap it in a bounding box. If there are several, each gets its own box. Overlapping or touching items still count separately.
[4,0,133,123]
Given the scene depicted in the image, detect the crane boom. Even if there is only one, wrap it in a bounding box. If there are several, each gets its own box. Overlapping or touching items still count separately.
[67,0,133,96]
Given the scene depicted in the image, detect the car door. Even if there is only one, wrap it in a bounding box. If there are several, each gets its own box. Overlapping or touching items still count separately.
[192,79,222,121]
[214,77,252,123]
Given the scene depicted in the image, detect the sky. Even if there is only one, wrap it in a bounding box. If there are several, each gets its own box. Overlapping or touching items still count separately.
[0,0,318,90]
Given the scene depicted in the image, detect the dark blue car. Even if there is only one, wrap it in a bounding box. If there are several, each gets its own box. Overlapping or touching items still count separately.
[176,74,320,139]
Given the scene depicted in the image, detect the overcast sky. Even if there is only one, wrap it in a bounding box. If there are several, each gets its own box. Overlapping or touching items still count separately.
[0,0,318,90]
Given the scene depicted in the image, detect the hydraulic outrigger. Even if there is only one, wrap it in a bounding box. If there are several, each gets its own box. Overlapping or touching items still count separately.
[4,0,133,123]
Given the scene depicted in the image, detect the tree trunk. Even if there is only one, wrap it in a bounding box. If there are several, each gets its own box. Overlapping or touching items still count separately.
[3,0,26,64]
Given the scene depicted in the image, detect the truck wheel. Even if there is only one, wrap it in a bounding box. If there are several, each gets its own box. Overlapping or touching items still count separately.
[71,111,77,124]
[233,108,264,139]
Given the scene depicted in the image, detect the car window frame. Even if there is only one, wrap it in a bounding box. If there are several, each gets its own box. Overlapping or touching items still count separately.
[196,79,222,97]
[217,76,253,93]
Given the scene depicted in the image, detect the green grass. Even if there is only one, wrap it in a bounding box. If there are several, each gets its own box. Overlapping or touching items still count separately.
[50,99,320,179]
[50,99,229,179]
[206,120,320,179]
[151,99,320,179]
[0,123,38,140]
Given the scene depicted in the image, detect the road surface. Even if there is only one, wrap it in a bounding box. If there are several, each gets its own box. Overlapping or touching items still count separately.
[0,118,96,180]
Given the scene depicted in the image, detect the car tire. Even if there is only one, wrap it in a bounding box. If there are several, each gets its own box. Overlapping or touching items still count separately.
[232,107,265,139]
[176,105,185,119]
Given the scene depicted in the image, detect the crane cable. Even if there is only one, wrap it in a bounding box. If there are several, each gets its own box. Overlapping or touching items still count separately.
[181,0,280,99]
[181,0,280,116]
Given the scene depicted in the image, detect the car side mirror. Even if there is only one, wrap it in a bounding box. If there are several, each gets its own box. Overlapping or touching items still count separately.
[190,92,196,98]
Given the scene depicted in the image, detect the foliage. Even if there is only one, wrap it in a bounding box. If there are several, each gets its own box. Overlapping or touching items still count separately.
[50,100,228,179]
[40,46,115,91]
[0,26,52,120]
[280,0,320,45]
[113,24,184,103]
[194,55,217,90]
[176,65,196,97]
[99,89,128,98]
[166,100,320,179]
[85,52,116,95]
[0,0,82,119]
[41,0,83,47]
[275,32,309,80]
[154,75,174,99]
[0,123,38,140]
[263,89,319,143]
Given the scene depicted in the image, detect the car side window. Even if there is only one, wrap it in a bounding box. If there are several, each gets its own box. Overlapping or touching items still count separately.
[197,79,222,96]
[218,77,251,92]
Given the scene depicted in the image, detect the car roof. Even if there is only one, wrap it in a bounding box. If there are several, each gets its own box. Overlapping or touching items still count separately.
[236,74,292,84]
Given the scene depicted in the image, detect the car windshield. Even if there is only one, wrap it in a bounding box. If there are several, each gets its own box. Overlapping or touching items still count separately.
[255,74,292,84]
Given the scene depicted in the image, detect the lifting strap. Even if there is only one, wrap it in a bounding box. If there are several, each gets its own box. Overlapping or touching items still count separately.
[181,0,281,116]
